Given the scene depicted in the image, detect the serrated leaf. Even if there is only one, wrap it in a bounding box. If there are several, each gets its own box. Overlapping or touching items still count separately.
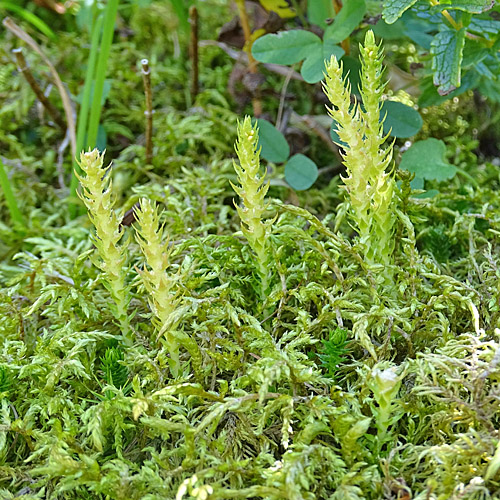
[433,0,494,13]
[285,154,318,190]
[301,40,344,83]
[255,119,290,163]
[324,0,366,43]
[382,101,423,138]
[468,17,500,35]
[259,0,296,18]
[383,0,418,24]
[251,30,322,65]
[431,29,466,95]
[399,138,457,181]
[418,71,478,107]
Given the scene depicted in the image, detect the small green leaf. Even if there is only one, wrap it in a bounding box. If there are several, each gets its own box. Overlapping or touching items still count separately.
[431,29,466,95]
[301,40,344,84]
[399,138,457,181]
[307,0,334,28]
[382,101,423,138]
[382,0,418,24]
[256,119,290,163]
[324,0,366,44]
[285,154,319,190]
[251,30,322,65]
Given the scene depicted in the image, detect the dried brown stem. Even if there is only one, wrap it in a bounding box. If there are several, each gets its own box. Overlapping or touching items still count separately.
[13,48,66,131]
[3,17,76,160]
[290,110,342,161]
[189,6,199,100]
[235,0,262,116]
[141,58,153,165]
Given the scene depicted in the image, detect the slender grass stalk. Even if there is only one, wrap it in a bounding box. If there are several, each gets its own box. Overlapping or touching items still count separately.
[69,0,119,217]
[86,0,120,149]
[0,157,25,229]
[141,59,153,165]
[69,13,104,203]
[168,0,190,31]
[0,1,56,39]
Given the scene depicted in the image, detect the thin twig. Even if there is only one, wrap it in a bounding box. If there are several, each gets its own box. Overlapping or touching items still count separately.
[276,67,294,131]
[3,17,76,161]
[189,6,199,100]
[199,40,304,81]
[12,48,66,131]
[235,0,262,116]
[290,110,343,161]
[141,59,153,165]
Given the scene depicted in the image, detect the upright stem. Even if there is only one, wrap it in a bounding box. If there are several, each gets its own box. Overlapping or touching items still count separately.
[189,6,199,100]
[86,0,120,149]
[141,59,153,165]
[69,13,104,205]
[235,0,262,116]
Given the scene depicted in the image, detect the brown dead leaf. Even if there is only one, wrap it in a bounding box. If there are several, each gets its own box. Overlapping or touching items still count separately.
[33,0,67,14]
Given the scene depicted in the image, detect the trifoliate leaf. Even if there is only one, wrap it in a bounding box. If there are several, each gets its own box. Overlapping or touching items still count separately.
[324,0,366,43]
[251,30,322,65]
[301,40,344,83]
[307,0,334,28]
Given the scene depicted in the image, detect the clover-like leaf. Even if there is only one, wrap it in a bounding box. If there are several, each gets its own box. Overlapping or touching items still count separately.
[325,0,366,43]
[285,154,318,190]
[252,30,322,65]
[255,119,290,163]
[382,101,423,138]
[399,138,457,181]
[301,40,345,83]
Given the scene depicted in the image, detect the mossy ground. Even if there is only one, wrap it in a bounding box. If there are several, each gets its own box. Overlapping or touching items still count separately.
[1,2,500,499]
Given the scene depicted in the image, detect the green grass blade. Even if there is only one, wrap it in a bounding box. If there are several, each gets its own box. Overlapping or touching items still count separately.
[86,0,120,150]
[0,1,56,39]
[0,158,25,229]
[168,0,190,30]
[69,13,104,199]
